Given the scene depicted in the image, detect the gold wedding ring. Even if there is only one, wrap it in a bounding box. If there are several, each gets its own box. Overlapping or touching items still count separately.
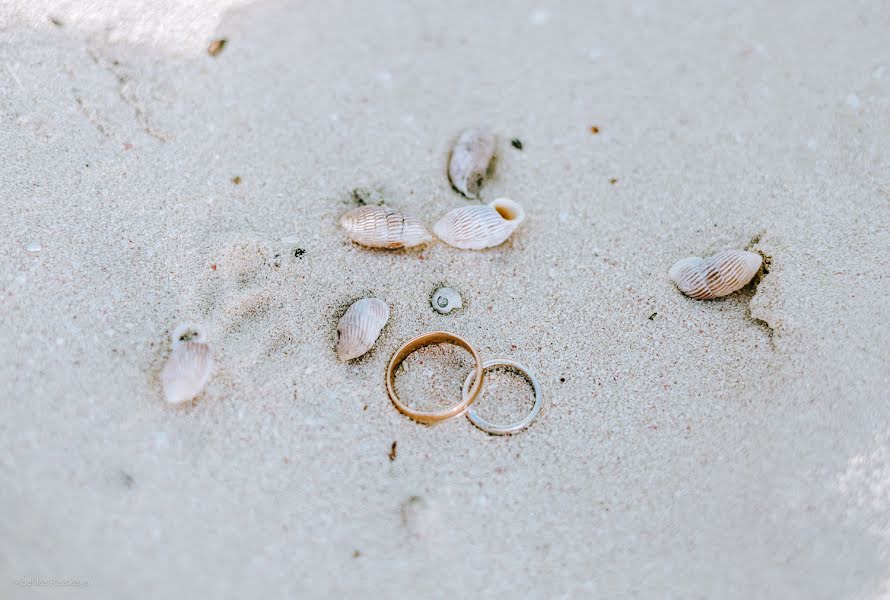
[386,331,484,424]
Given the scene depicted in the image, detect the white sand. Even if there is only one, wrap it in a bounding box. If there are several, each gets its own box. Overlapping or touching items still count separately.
[2,0,889,597]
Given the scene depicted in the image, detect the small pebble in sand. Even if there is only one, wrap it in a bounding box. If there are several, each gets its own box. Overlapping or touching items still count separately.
[590,125,600,134]
[448,128,496,199]
[336,298,389,361]
[669,250,762,300]
[434,198,525,250]
[24,241,41,253]
[232,176,241,185]
[207,38,227,57]
[172,323,206,344]
[388,441,397,461]
[431,287,462,314]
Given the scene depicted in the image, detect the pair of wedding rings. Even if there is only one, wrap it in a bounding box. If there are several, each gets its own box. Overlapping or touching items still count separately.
[385,331,544,435]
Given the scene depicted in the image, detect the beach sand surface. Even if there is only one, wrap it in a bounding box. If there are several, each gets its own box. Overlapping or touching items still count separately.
[1,1,889,597]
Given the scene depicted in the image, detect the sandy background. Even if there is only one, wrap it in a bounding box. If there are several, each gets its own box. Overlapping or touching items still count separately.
[1,0,889,597]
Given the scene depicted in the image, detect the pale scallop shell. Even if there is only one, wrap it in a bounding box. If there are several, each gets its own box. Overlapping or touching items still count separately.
[448,128,496,199]
[336,298,390,361]
[433,198,525,250]
[669,250,763,300]
[161,342,214,404]
[340,206,432,249]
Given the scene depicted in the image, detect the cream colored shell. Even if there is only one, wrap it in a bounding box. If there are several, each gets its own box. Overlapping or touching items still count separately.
[336,298,390,361]
[340,206,432,249]
[433,198,525,250]
[161,341,214,404]
[669,250,763,300]
[448,128,496,199]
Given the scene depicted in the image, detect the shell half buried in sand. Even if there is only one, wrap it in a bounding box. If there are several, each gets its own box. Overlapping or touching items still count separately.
[336,298,390,361]
[161,341,214,404]
[669,249,763,300]
[433,198,525,250]
[448,128,496,199]
[340,206,432,249]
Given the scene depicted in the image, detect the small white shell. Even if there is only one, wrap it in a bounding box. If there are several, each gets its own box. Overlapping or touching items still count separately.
[340,206,432,249]
[431,287,462,314]
[336,298,390,361]
[448,129,496,198]
[669,250,763,300]
[161,342,214,404]
[433,198,525,250]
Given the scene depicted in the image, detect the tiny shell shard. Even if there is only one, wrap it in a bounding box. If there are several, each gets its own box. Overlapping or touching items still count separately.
[161,342,214,404]
[448,129,496,199]
[207,38,227,57]
[336,298,390,361]
[340,206,432,249]
[434,198,525,250]
[669,250,763,300]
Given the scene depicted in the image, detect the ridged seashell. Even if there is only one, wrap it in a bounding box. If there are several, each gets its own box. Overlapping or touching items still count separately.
[448,129,496,199]
[433,198,525,250]
[340,206,432,249]
[669,250,763,300]
[161,342,214,404]
[336,298,390,361]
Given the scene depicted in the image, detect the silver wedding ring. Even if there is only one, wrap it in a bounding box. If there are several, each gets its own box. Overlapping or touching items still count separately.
[461,359,544,435]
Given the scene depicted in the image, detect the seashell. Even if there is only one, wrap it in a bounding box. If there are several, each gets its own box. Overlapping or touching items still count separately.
[161,341,214,404]
[340,206,432,249]
[336,298,390,361]
[433,198,525,250]
[669,249,763,300]
[448,128,496,198]
[431,287,462,314]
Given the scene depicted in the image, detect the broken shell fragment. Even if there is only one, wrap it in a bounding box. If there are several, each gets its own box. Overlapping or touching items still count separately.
[669,249,763,300]
[340,206,432,249]
[161,341,214,404]
[448,128,496,198]
[336,298,390,361]
[431,287,462,314]
[433,198,525,250]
